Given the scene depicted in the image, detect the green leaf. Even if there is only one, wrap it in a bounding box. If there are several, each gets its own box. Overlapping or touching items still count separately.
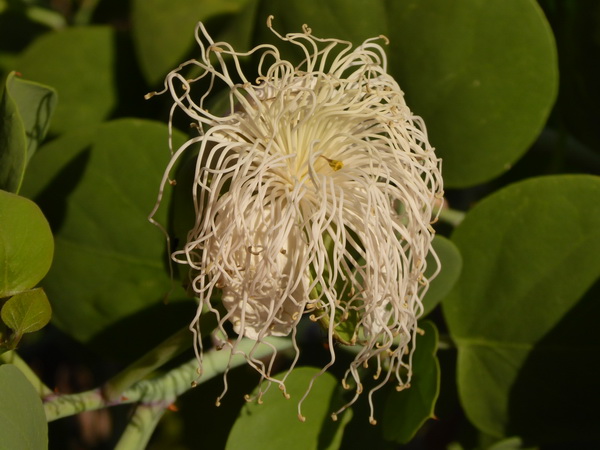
[0,364,48,450]
[16,26,116,135]
[444,175,600,442]
[257,0,388,46]
[0,190,53,297]
[227,366,352,450]
[421,236,462,317]
[5,72,57,161]
[0,72,57,193]
[1,288,51,335]
[20,119,188,347]
[382,320,440,443]
[1,73,26,193]
[132,0,249,86]
[387,0,558,187]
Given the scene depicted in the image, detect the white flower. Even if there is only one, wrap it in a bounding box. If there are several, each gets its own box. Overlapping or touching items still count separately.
[150,16,443,424]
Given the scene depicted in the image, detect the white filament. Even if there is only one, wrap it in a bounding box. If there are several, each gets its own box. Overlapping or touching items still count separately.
[150,16,443,423]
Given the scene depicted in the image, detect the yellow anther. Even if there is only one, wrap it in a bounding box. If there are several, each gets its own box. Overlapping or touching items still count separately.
[320,155,344,171]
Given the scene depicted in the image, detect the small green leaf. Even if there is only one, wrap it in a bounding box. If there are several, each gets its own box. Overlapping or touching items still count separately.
[0,364,48,449]
[227,367,352,450]
[1,288,51,335]
[0,190,53,297]
[132,0,249,86]
[444,175,600,442]
[16,26,116,135]
[382,320,440,443]
[421,236,462,317]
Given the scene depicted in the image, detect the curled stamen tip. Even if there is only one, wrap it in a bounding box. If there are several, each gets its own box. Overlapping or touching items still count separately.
[215,399,221,407]
[244,394,252,402]
[144,92,157,100]
[369,417,378,426]
[302,24,312,34]
[331,413,338,422]
[416,327,425,335]
[284,393,291,400]
[379,34,390,45]
[267,15,274,27]
[298,414,306,422]
[257,398,264,405]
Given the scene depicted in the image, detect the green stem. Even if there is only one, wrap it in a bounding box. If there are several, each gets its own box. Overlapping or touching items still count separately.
[437,334,456,350]
[103,326,192,402]
[114,403,166,450]
[438,207,466,227]
[0,350,53,397]
[72,0,102,26]
[24,6,66,30]
[44,337,292,422]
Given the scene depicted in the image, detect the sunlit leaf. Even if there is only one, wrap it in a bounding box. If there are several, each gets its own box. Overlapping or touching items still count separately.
[0,190,53,297]
[444,175,600,442]
[0,364,48,449]
[227,366,352,450]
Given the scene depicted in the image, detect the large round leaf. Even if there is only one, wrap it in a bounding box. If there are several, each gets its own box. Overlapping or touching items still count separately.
[0,190,53,297]
[387,0,558,187]
[0,364,48,449]
[20,119,188,346]
[227,366,351,450]
[444,175,600,442]
[16,26,116,135]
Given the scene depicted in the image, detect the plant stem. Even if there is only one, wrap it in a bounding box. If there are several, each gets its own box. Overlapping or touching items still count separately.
[114,403,166,450]
[103,326,192,402]
[73,0,101,26]
[438,207,466,227]
[0,350,53,397]
[44,337,292,422]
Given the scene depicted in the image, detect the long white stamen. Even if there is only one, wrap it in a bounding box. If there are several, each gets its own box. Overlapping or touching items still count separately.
[151,17,443,423]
